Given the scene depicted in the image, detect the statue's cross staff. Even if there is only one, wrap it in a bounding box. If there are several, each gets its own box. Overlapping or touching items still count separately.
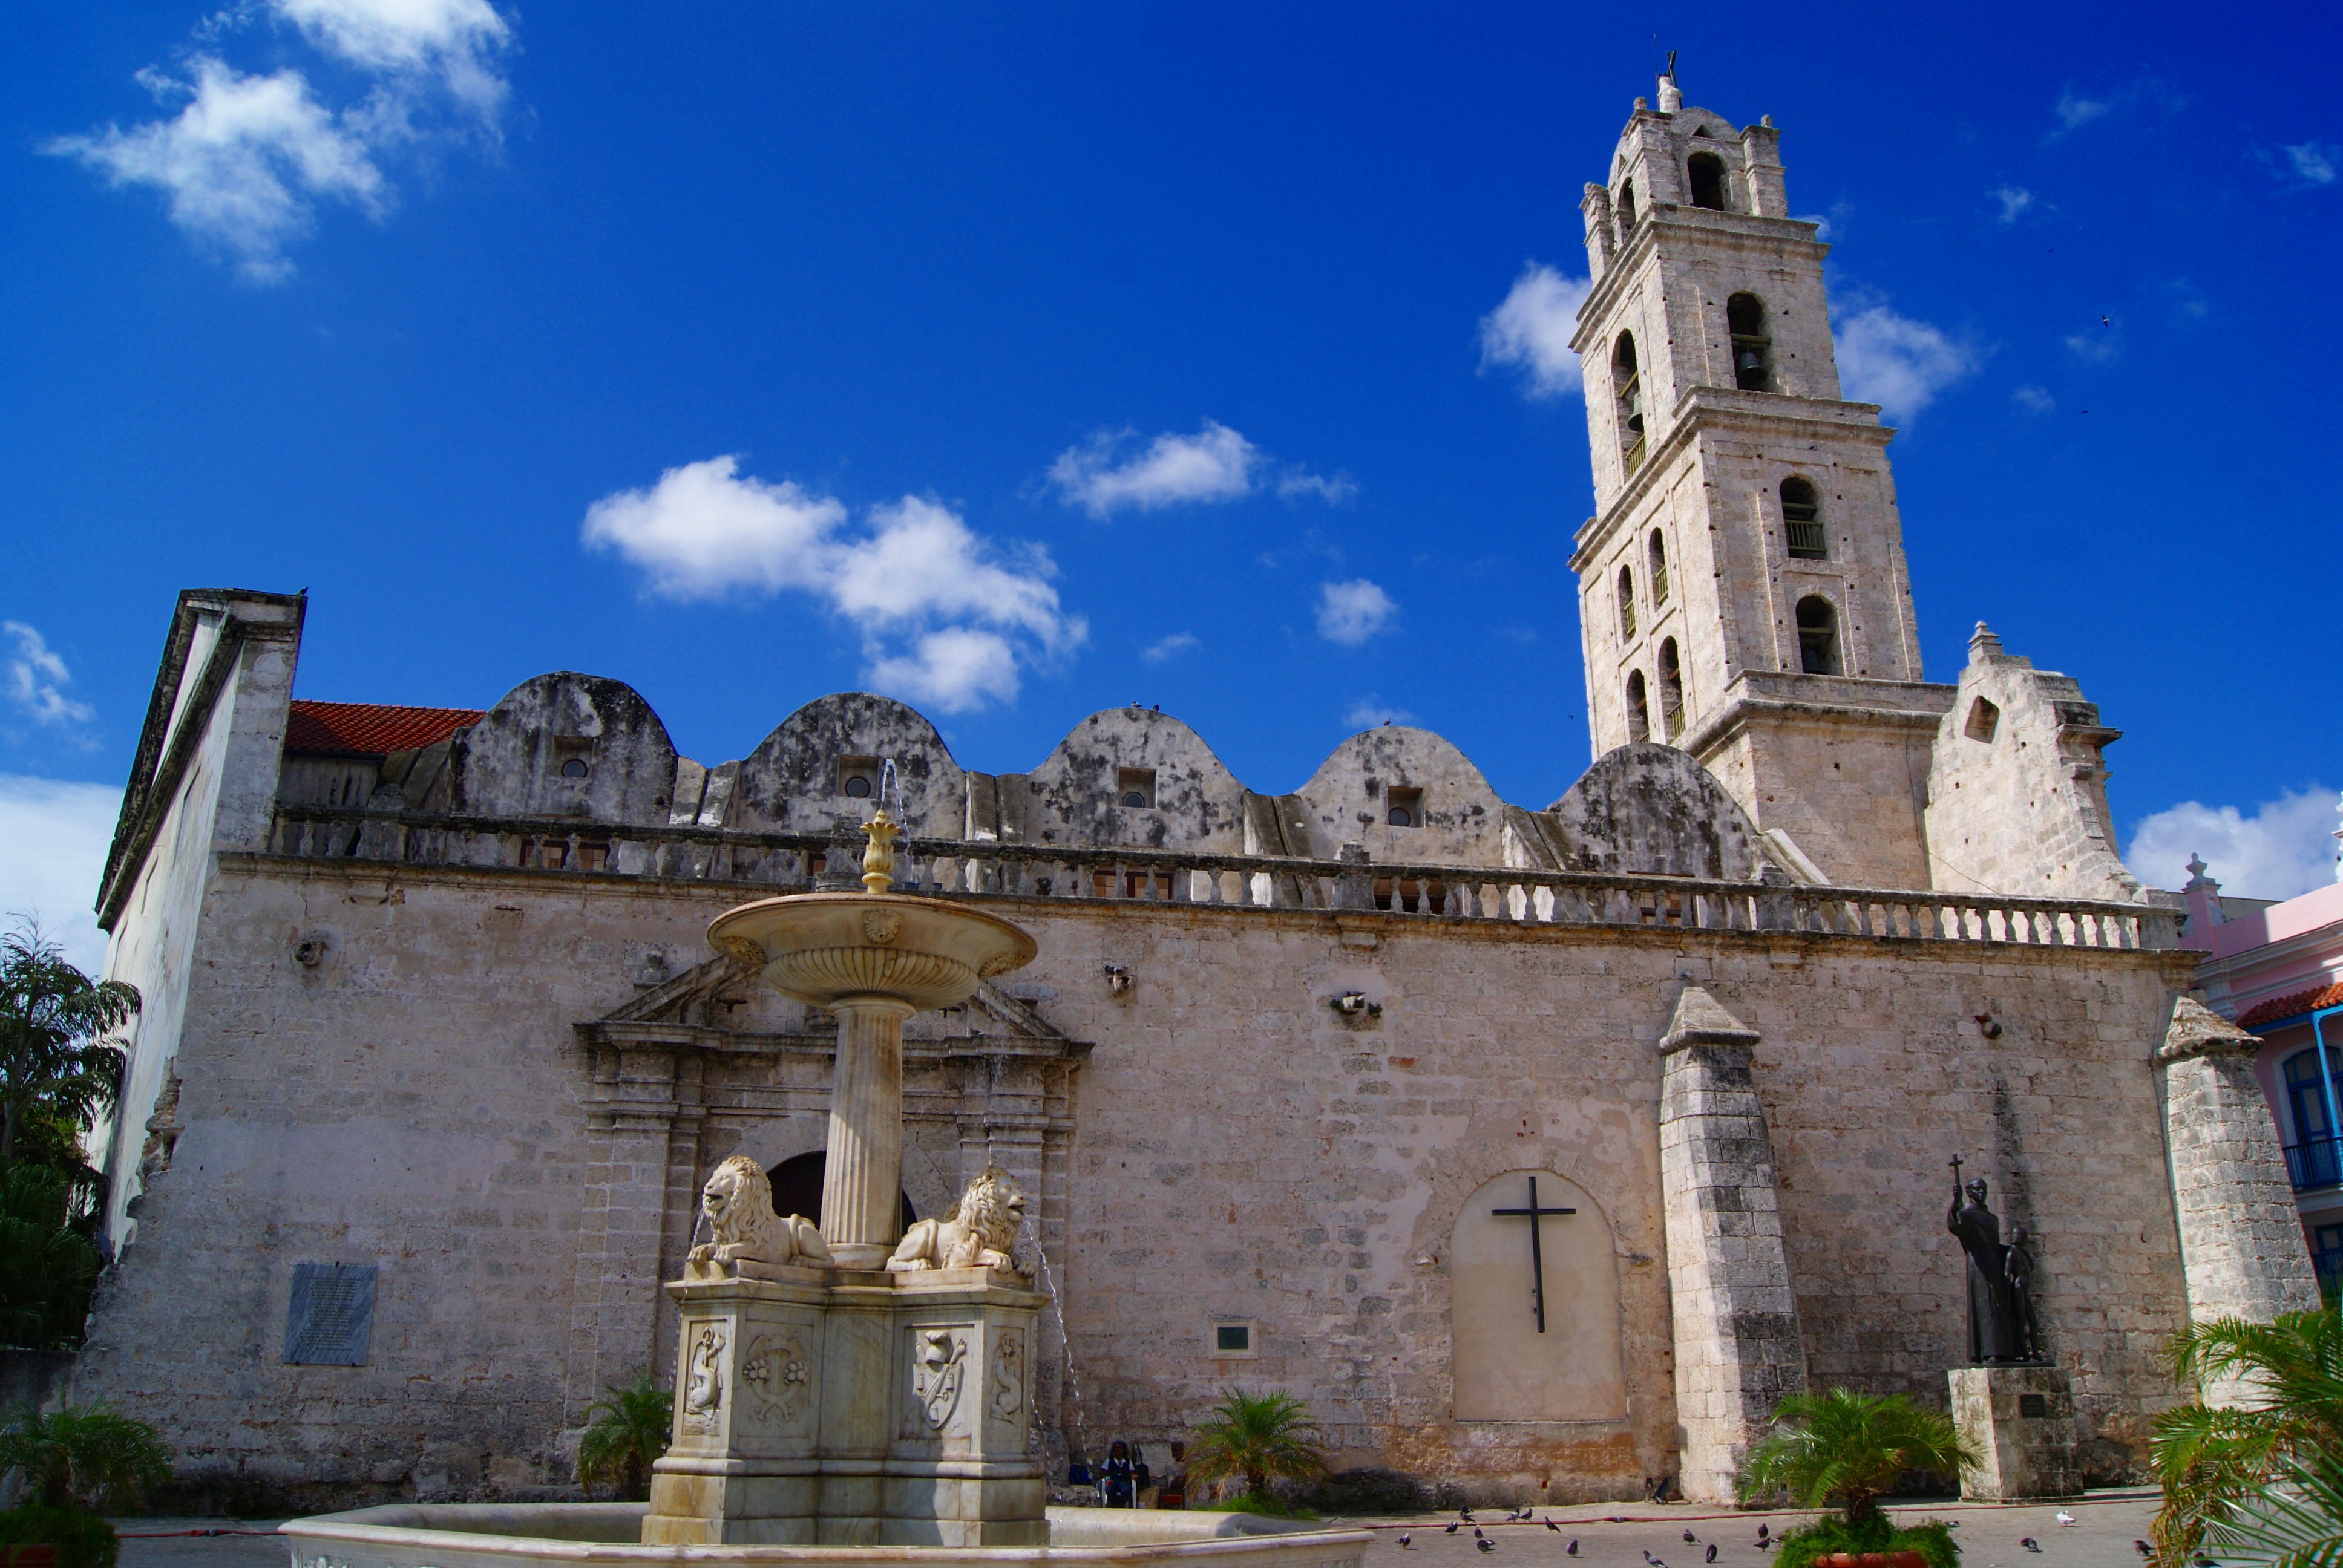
[1491,1175,1576,1334]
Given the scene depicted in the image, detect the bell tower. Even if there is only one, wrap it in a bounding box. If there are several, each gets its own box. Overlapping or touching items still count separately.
[1565,74,1953,889]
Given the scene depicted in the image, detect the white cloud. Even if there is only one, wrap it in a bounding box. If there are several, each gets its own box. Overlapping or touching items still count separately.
[1316,578,1397,647]
[47,59,385,283]
[1047,421,1348,518]
[2053,88,2110,134]
[582,456,1084,713]
[1142,632,1199,664]
[2011,384,2056,414]
[46,0,511,281]
[0,776,122,976]
[1833,303,1977,422]
[1343,695,1414,728]
[1993,185,2035,224]
[865,629,1023,713]
[1049,422,1256,518]
[1276,471,1358,505]
[2126,786,2339,900]
[3,622,96,729]
[2065,328,2120,364]
[2284,142,2338,185]
[1478,262,1591,400]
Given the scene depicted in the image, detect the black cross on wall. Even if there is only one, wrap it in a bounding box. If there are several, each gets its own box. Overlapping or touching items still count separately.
[1491,1175,1577,1333]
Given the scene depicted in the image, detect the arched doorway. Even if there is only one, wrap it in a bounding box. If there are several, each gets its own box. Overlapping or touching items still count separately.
[767,1150,918,1234]
[1449,1169,1627,1421]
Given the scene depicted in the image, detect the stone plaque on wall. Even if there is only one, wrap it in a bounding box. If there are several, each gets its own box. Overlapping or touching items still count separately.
[284,1263,376,1366]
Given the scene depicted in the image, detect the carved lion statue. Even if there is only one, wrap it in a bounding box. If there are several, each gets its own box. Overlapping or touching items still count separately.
[689,1155,831,1272]
[886,1164,1027,1279]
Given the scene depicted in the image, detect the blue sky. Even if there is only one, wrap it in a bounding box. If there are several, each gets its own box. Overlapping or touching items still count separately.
[4,1,2339,963]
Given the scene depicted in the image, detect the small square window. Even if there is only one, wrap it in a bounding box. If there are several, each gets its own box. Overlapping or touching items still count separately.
[1385,786,1422,828]
[1964,697,2000,744]
[2018,1393,2048,1419]
[836,756,880,799]
[1116,767,1157,809]
[1211,1321,1254,1356]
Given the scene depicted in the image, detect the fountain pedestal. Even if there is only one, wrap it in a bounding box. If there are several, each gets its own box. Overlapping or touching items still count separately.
[644,812,1049,1547]
[642,1268,1046,1546]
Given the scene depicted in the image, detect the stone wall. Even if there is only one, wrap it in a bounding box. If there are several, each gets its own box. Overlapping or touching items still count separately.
[76,851,2197,1508]
[1924,626,2143,904]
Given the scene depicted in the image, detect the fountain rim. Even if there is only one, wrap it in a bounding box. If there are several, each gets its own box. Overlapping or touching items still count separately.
[278,1504,1371,1563]
[708,891,1039,965]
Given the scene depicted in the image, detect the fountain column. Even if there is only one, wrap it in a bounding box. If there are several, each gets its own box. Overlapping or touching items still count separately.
[821,996,914,1270]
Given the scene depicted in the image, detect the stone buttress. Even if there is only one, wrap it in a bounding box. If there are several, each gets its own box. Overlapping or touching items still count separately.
[1654,987,1807,1501]
[2156,996,2318,1402]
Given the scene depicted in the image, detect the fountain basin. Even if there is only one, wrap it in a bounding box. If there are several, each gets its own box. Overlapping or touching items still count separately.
[708,894,1037,1013]
[279,1503,1369,1568]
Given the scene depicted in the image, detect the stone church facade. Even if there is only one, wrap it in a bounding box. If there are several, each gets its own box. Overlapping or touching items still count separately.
[73,80,2315,1511]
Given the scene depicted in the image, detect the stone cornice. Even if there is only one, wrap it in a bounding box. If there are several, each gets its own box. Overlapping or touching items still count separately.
[1574,208,1828,351]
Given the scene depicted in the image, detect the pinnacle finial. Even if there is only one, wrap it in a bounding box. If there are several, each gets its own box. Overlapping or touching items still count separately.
[2184,853,2217,893]
[1968,621,2004,660]
[862,808,900,895]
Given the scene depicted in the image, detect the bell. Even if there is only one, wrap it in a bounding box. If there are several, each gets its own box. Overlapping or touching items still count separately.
[1737,348,1763,371]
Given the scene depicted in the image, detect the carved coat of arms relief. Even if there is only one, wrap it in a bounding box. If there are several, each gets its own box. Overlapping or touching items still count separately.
[909,1327,968,1433]
[738,1327,812,1429]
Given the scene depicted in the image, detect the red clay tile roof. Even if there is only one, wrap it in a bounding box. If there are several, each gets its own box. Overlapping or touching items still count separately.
[284,699,482,757]
[2240,981,2343,1031]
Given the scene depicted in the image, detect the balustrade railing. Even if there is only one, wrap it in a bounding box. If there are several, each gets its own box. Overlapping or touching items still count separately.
[261,803,2175,951]
[2286,1138,2343,1193]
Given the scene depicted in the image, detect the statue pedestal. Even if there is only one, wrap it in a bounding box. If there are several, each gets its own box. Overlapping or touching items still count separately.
[1947,1365,2083,1501]
[643,1267,1047,1547]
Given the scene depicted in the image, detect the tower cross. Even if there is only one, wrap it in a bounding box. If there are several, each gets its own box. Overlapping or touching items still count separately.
[1490,1175,1577,1333]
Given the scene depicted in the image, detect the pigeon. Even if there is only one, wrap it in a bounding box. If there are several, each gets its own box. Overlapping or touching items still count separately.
[2134,1544,2152,1559]
[1446,1524,1461,1536]
[2056,1513,2077,1528]
[1478,1542,1497,1555]
[1568,1543,1580,1557]
[1647,1555,1668,1567]
[1686,1534,1700,1545]
[1707,1548,1719,1564]
[1475,1527,1486,1540]
[1399,1535,1413,1551]
[2022,1540,2042,1553]
[1547,1521,1563,1534]
[1463,1510,1476,1521]
[1758,1526,1771,1544]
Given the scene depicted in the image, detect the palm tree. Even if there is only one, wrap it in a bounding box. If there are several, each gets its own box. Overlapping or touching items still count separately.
[0,924,136,1166]
[0,1163,103,1347]
[577,1377,672,1499]
[0,1402,171,1512]
[2149,1307,2343,1568]
[1736,1388,1977,1526]
[1183,1389,1328,1504]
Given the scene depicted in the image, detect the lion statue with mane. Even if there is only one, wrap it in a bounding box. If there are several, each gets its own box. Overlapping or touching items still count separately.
[689,1155,831,1275]
[887,1164,1028,1280]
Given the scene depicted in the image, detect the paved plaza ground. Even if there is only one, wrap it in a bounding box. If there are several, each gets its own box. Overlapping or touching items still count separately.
[111,1490,2166,1568]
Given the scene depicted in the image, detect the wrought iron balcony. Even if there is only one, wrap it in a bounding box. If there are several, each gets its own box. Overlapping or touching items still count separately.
[2284,1137,2343,1192]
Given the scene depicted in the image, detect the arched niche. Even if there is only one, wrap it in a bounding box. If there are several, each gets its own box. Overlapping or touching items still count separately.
[1449,1169,1627,1422]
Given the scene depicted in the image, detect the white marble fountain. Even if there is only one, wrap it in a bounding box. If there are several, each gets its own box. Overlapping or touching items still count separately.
[281,812,1366,1568]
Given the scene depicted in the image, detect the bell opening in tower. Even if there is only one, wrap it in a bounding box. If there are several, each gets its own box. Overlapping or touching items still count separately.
[1727,293,1772,392]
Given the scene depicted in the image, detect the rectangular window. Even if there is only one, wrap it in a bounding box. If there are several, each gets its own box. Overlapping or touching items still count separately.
[1115,767,1157,809]
[1385,786,1422,828]
[836,756,880,800]
[1212,1322,1254,1356]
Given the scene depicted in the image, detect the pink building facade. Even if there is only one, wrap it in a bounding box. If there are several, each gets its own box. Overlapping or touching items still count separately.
[2186,817,2343,1289]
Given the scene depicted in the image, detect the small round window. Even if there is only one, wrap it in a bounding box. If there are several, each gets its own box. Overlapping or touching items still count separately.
[1121,790,1147,808]
[844,776,872,799]
[559,758,589,779]
[1388,806,1413,827]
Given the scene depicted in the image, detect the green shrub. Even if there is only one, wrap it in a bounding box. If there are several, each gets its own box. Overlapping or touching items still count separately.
[0,1404,170,1513]
[576,1377,672,1500]
[1769,1516,1956,1568]
[1191,1491,1318,1519]
[1183,1390,1329,1501]
[0,1504,120,1568]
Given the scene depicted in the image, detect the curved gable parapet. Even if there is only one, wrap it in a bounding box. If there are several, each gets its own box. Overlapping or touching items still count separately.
[451,673,679,826]
[1009,708,1248,852]
[1294,727,1507,866]
[1542,742,1762,880]
[726,693,966,839]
